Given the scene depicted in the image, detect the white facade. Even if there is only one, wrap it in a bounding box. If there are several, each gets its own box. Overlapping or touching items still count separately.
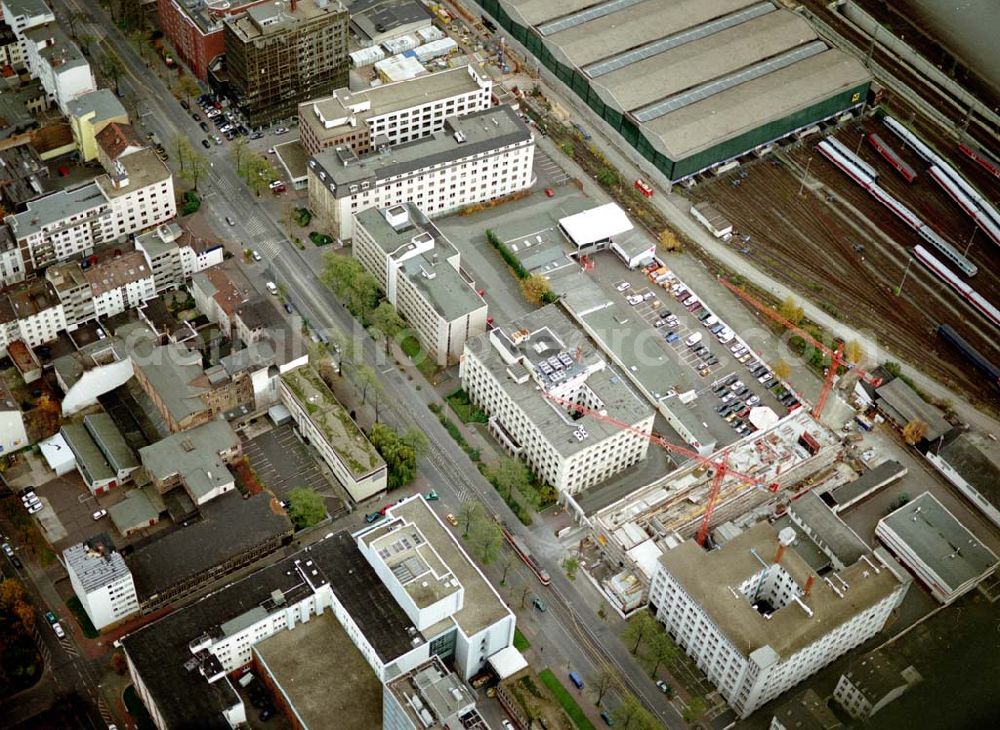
[58,352,133,416]
[0,241,24,286]
[308,107,534,239]
[2,289,66,353]
[64,539,139,630]
[353,205,488,367]
[460,320,653,495]
[8,152,176,274]
[0,406,28,455]
[1,0,53,58]
[22,24,94,113]
[648,526,909,718]
[92,271,157,319]
[135,222,224,292]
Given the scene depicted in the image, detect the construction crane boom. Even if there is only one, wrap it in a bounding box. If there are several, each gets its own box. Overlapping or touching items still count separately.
[718,279,881,419]
[540,392,778,544]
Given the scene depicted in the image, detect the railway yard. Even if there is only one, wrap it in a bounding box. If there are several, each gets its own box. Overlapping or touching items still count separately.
[689,112,999,414]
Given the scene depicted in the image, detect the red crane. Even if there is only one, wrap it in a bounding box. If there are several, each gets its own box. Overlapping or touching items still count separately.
[540,392,778,545]
[718,279,882,419]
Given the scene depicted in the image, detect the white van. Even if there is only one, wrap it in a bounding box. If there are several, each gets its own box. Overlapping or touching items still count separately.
[685,332,703,347]
[265,282,278,296]
[703,315,719,328]
[238,672,255,688]
[718,330,736,344]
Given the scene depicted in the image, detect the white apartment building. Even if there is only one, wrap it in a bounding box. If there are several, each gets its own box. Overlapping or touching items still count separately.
[134,222,224,292]
[0,0,53,58]
[876,491,998,604]
[45,251,157,329]
[353,204,487,367]
[460,304,654,495]
[299,63,492,156]
[0,378,28,455]
[64,535,140,630]
[279,364,387,503]
[0,227,25,287]
[8,148,176,276]
[308,105,534,240]
[22,21,94,113]
[0,278,66,356]
[648,523,910,718]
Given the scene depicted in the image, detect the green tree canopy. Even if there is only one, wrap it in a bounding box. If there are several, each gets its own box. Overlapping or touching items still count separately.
[369,423,419,488]
[287,487,326,529]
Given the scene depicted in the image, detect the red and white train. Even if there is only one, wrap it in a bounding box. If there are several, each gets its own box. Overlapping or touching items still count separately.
[913,245,1000,328]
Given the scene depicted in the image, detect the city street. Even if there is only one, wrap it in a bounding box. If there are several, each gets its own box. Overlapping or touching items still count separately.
[44,0,684,727]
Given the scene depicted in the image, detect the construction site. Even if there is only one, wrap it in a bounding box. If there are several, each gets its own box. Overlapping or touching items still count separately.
[577,409,842,611]
[688,110,999,414]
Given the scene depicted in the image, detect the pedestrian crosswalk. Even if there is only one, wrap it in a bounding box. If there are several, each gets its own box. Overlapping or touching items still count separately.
[60,637,78,657]
[98,697,114,725]
[244,217,268,238]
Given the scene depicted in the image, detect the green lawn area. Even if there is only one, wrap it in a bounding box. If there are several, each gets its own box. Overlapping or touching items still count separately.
[539,669,596,730]
[65,596,99,639]
[446,388,488,424]
[513,628,531,651]
[309,231,333,246]
[401,336,438,379]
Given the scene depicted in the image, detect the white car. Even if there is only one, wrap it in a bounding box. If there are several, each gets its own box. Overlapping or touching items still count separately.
[52,622,65,639]
[642,291,655,302]
[266,281,279,296]
[27,502,43,514]
[685,332,703,347]
[615,281,631,292]
[273,127,289,135]
[746,395,760,407]
[268,179,285,190]
[92,509,107,521]
[2,543,13,557]
[626,294,643,306]
[251,250,263,262]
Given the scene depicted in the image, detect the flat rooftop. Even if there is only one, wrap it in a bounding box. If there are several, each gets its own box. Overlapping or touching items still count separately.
[302,63,487,140]
[228,0,345,41]
[138,421,239,503]
[876,379,952,442]
[467,303,653,459]
[383,497,511,636]
[659,521,904,657]
[361,517,460,609]
[127,492,292,601]
[788,491,869,567]
[829,459,907,509]
[8,181,107,239]
[311,105,530,192]
[255,612,382,730]
[939,433,1000,510]
[95,148,170,200]
[280,365,384,479]
[877,492,998,592]
[386,656,480,729]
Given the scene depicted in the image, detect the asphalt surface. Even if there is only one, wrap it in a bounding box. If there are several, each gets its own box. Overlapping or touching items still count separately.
[47,0,684,728]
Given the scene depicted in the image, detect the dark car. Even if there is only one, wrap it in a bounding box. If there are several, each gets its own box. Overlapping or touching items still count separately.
[201,139,211,149]
[283,302,293,314]
[11,555,22,569]
[237,125,249,136]
[179,99,189,110]
[191,112,201,121]
[259,706,274,721]
[365,511,382,523]
[199,121,210,132]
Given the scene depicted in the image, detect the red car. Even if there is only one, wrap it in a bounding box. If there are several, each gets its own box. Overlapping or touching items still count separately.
[379,503,394,516]
[544,188,555,197]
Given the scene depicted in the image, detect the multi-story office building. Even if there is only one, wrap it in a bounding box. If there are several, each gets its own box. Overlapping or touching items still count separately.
[22,22,93,113]
[279,364,387,502]
[460,304,653,495]
[121,496,514,728]
[353,204,487,367]
[383,656,487,730]
[156,0,267,81]
[308,105,534,239]
[64,534,139,631]
[222,0,348,127]
[298,63,492,156]
[648,523,909,718]
[7,148,175,277]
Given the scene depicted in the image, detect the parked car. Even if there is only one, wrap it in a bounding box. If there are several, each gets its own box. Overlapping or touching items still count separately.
[251,250,262,261]
[445,513,459,527]
[265,282,278,295]
[226,216,236,226]
[664,332,679,344]
[425,490,439,501]
[273,127,289,135]
[201,139,211,149]
[746,395,760,407]
[656,680,671,694]
[684,332,703,347]
[600,710,615,726]
[615,281,631,292]
[92,509,107,521]
[180,99,189,110]
[45,611,57,625]
[532,597,546,612]
[52,622,65,639]
[250,131,264,140]
[364,512,382,524]
[1,543,13,557]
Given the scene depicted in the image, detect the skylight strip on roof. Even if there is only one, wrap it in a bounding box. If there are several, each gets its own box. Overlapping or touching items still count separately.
[584,2,776,78]
[633,40,826,122]
[538,0,646,37]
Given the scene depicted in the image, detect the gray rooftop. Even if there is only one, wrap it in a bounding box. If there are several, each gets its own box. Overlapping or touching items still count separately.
[355,204,484,321]
[83,412,139,473]
[659,522,905,657]
[841,647,912,706]
[467,302,653,458]
[386,656,478,729]
[938,433,1000,510]
[138,421,239,503]
[877,492,998,593]
[8,181,107,240]
[66,88,127,123]
[310,105,530,194]
[134,222,184,259]
[875,379,952,442]
[829,460,907,509]
[64,534,131,593]
[772,688,841,730]
[108,485,166,534]
[23,22,89,72]
[2,0,53,18]
[129,341,211,427]
[349,0,432,40]
[788,491,869,568]
[61,422,114,485]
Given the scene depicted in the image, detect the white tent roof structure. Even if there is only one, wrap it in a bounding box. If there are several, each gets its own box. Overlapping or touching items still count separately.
[559,203,633,246]
[39,432,75,476]
[749,406,780,431]
[488,646,529,679]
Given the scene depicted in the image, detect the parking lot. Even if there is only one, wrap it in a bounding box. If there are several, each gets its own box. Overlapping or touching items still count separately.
[30,473,105,551]
[242,425,339,505]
